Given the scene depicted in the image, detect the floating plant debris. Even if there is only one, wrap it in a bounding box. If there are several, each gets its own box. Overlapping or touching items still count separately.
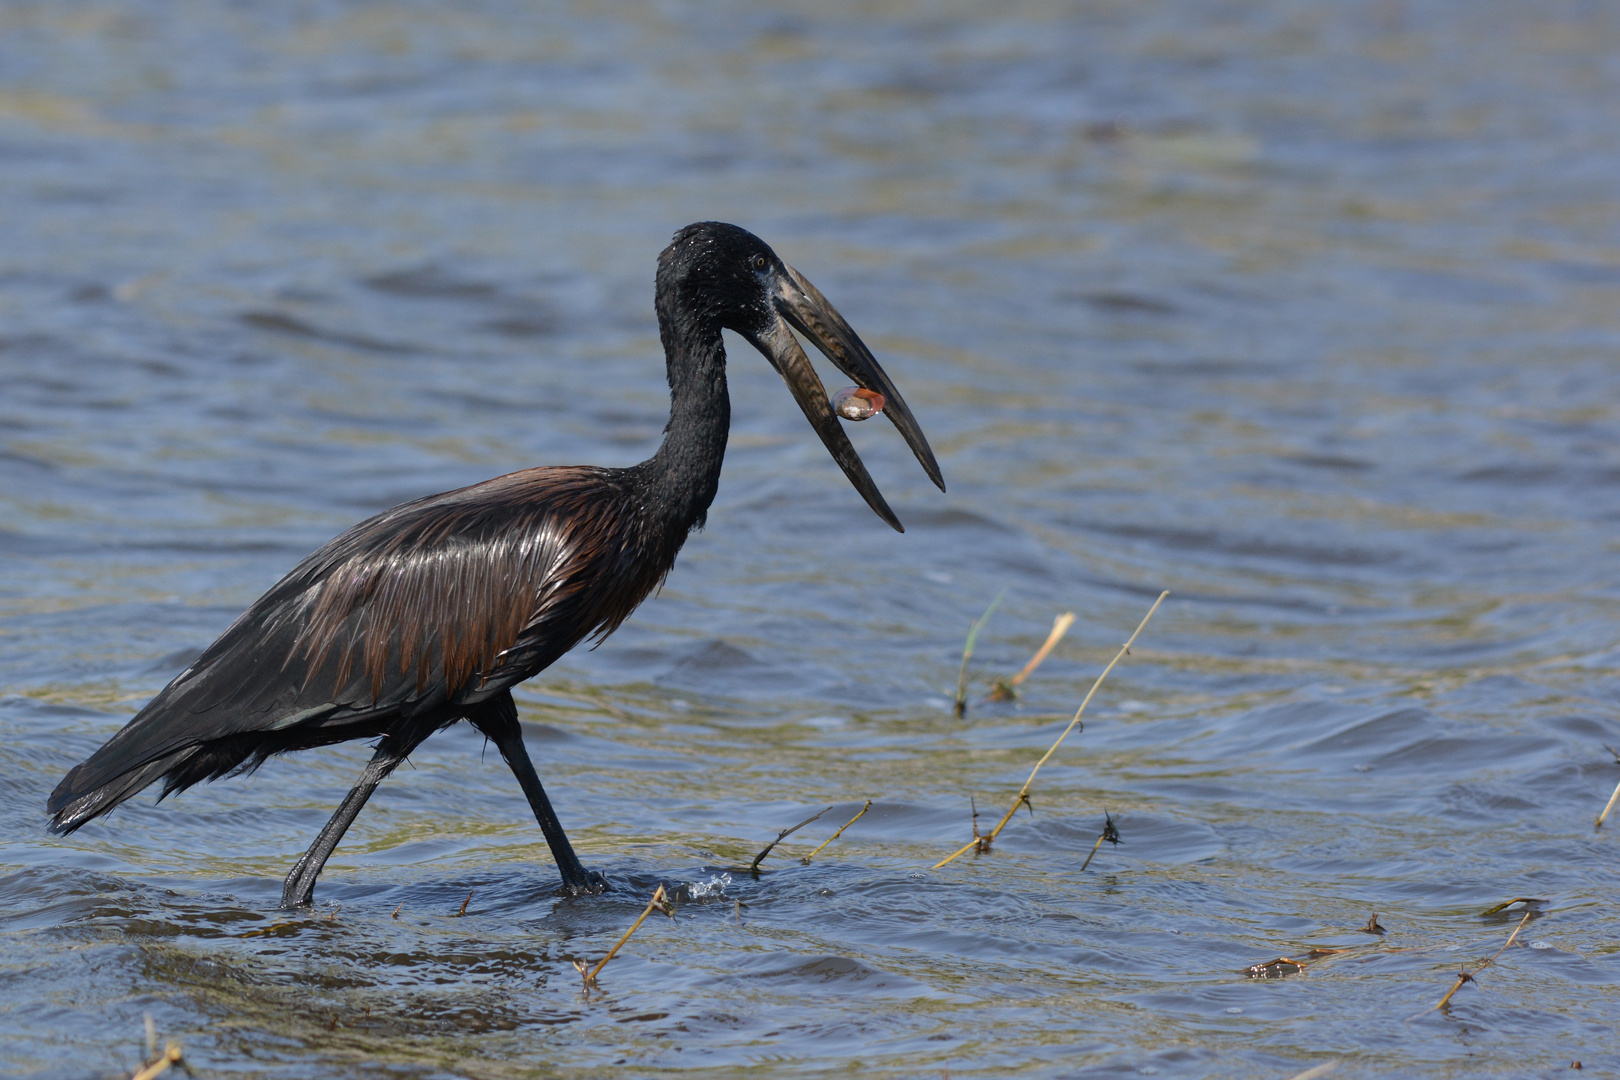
[1247,956,1307,978]
[831,386,885,420]
[1480,897,1545,917]
[1245,948,1352,979]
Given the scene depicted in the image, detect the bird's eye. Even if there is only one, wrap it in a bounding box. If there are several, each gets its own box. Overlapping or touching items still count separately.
[752,254,768,271]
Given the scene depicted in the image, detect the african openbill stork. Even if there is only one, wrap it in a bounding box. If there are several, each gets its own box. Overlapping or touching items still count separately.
[47,222,944,906]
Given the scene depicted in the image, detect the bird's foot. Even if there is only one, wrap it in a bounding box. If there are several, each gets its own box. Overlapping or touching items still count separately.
[280,885,316,910]
[280,859,319,910]
[560,867,610,896]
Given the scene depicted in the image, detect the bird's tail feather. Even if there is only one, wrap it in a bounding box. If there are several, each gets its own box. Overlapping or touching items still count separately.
[47,749,191,835]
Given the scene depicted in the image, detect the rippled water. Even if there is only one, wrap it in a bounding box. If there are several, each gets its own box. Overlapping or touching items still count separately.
[4,2,1620,1076]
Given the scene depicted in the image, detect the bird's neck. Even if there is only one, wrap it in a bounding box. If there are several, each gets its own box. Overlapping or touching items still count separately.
[641,315,730,537]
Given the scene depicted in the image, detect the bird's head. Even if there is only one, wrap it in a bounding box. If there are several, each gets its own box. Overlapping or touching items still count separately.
[657,221,945,532]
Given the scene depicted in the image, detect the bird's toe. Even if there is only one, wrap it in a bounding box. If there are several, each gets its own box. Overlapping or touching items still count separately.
[562,868,610,896]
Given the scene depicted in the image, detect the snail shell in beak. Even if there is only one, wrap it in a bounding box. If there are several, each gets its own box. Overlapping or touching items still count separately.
[831,386,885,421]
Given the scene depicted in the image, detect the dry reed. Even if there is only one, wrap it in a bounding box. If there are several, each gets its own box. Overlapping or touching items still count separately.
[1596,745,1620,829]
[1420,908,1533,1016]
[573,885,672,989]
[1598,778,1620,829]
[801,800,872,864]
[934,591,1169,870]
[1283,1062,1339,1080]
[131,1017,184,1080]
[989,612,1076,701]
[130,1044,183,1080]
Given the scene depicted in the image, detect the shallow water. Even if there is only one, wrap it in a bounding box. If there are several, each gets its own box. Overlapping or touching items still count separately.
[3,2,1620,1076]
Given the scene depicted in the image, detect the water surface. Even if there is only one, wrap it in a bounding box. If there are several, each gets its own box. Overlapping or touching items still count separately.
[3,2,1619,1076]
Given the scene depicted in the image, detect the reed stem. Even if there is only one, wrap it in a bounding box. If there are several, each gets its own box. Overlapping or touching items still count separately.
[801,801,872,864]
[578,885,670,987]
[934,592,1168,869]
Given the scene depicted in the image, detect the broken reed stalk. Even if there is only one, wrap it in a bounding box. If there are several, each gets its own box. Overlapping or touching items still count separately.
[801,800,872,864]
[1596,776,1620,829]
[954,589,1007,717]
[1595,744,1620,829]
[934,591,1169,870]
[131,1042,184,1080]
[990,612,1076,701]
[1283,1062,1339,1080]
[574,885,671,988]
[1429,910,1533,1014]
[456,889,474,917]
[749,807,831,874]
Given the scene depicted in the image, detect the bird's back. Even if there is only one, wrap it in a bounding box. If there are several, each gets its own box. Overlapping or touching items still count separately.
[48,464,675,833]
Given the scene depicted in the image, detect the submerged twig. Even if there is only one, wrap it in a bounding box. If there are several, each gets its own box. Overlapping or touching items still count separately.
[1283,1062,1339,1080]
[749,807,831,875]
[935,591,1168,870]
[954,590,1006,717]
[989,612,1076,701]
[574,885,672,989]
[1423,909,1533,1016]
[801,801,872,864]
[1078,810,1122,872]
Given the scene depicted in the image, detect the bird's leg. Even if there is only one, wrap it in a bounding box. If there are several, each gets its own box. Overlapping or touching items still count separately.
[280,742,408,909]
[467,691,606,894]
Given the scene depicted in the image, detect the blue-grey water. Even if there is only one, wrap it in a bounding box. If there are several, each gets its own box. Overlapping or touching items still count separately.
[3,2,1619,1077]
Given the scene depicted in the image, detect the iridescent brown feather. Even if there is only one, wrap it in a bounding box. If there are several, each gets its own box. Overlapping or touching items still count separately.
[290,467,642,703]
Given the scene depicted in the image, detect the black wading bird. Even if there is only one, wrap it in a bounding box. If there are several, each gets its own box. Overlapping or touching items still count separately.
[47,222,943,906]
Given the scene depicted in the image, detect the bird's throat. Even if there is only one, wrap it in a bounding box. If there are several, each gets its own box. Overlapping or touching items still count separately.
[644,331,730,536]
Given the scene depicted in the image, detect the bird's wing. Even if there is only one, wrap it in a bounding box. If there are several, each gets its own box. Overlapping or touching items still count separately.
[49,466,634,826]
